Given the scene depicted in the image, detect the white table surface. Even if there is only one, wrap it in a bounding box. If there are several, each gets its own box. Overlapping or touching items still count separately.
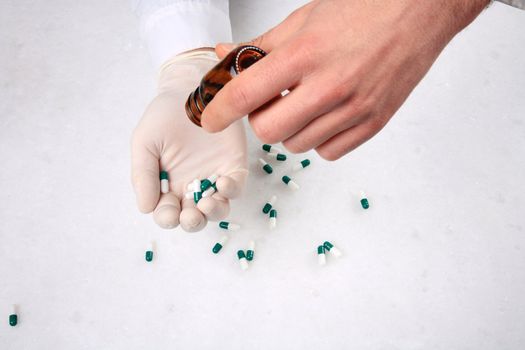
[1,1,524,349]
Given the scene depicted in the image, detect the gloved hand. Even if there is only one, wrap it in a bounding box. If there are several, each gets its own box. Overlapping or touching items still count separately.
[131,48,248,232]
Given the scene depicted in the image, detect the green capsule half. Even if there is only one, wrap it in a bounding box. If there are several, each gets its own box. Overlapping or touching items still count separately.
[263,164,273,174]
[262,144,272,152]
[269,209,277,218]
[323,241,334,251]
[219,221,229,229]
[246,250,254,261]
[360,198,370,209]
[276,154,286,161]
[193,191,202,203]
[200,179,212,191]
[282,175,291,184]
[317,245,325,255]
[212,243,223,254]
[300,159,310,168]
[262,203,272,214]
[160,171,169,180]
[145,250,154,262]
[237,250,246,260]
[9,314,17,327]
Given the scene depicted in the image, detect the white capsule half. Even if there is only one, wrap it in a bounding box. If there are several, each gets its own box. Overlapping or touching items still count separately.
[269,217,277,230]
[329,246,343,258]
[227,223,241,231]
[248,240,255,251]
[202,187,216,198]
[160,179,169,194]
[239,258,249,270]
[185,191,193,199]
[318,253,326,266]
[258,158,269,166]
[287,180,300,191]
[218,235,228,245]
[208,174,219,184]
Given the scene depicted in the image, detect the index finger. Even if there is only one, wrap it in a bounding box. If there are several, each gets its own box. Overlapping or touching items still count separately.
[200,48,300,133]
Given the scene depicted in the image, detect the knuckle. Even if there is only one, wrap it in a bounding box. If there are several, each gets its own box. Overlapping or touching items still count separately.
[317,146,342,161]
[250,118,278,144]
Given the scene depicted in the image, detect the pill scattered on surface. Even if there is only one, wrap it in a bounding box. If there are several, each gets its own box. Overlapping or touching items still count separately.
[262,144,283,153]
[9,305,17,327]
[360,190,370,209]
[160,171,169,194]
[267,152,287,161]
[317,245,326,266]
[282,175,300,190]
[259,158,273,174]
[212,235,228,254]
[246,240,255,261]
[323,241,342,258]
[145,242,154,262]
[219,221,240,231]
[292,159,311,172]
[269,209,277,230]
[237,250,249,270]
[262,195,277,214]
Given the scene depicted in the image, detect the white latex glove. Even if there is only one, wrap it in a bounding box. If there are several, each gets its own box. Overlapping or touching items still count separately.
[131,48,248,232]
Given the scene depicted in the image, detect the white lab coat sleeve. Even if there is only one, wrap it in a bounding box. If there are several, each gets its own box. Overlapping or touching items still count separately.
[133,0,233,69]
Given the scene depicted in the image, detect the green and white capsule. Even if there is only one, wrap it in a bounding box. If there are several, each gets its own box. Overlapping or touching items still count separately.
[237,250,249,270]
[200,174,218,191]
[262,144,283,153]
[202,186,216,198]
[192,179,202,203]
[212,235,228,254]
[292,159,311,172]
[219,221,240,231]
[160,171,169,194]
[262,195,277,214]
[259,158,273,174]
[317,245,326,266]
[246,240,255,261]
[281,175,300,191]
[267,152,287,161]
[323,241,342,258]
[269,209,277,230]
[360,190,370,209]
[145,242,154,262]
[9,305,17,327]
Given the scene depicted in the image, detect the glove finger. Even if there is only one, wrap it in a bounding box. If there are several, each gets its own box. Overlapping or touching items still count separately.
[179,198,207,232]
[197,195,230,221]
[215,170,248,199]
[131,131,160,213]
[153,192,181,229]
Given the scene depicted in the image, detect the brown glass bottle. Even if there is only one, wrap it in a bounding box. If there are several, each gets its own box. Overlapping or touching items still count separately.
[185,45,267,127]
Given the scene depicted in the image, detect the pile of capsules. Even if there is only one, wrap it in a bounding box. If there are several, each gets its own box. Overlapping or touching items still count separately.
[147,144,371,270]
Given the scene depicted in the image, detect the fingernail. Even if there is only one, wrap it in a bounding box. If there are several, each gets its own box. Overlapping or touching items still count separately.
[217,42,236,51]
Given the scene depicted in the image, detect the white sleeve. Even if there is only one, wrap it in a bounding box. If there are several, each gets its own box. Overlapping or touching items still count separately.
[133,0,233,69]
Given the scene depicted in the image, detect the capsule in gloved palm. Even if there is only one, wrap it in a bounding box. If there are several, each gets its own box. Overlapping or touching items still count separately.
[200,174,218,191]
[160,171,169,194]
[360,190,370,209]
[145,242,154,262]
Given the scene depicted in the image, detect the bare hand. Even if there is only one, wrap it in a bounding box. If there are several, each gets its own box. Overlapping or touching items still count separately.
[201,0,488,160]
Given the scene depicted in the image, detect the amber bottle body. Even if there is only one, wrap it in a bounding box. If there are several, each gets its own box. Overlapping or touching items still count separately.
[185,45,266,127]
